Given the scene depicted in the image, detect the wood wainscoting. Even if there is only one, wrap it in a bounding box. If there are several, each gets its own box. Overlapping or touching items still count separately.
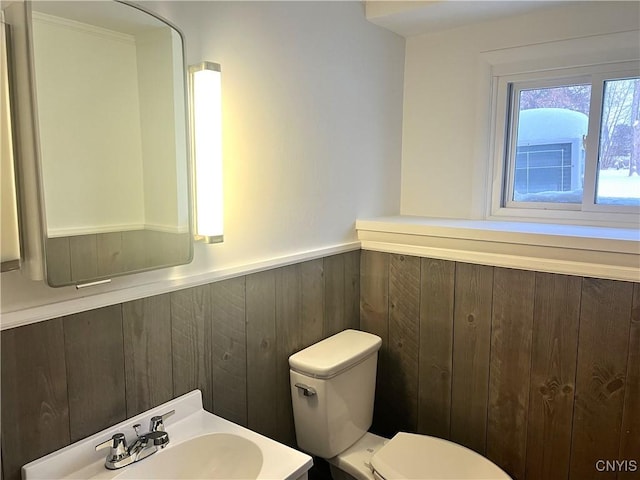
[2,249,638,480]
[0,251,360,480]
[361,250,639,480]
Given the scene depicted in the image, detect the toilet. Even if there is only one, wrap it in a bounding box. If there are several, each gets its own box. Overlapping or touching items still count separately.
[289,329,511,480]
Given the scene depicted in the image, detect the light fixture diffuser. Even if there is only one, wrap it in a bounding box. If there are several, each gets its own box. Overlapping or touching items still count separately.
[189,61,223,243]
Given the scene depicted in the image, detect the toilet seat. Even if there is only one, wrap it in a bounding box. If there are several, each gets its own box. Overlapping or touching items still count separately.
[370,432,511,480]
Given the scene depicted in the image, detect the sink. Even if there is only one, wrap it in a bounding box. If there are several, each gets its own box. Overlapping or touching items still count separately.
[114,433,262,479]
[22,390,312,480]
[115,433,263,479]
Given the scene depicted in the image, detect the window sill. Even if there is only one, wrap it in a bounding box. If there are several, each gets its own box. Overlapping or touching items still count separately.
[356,216,639,282]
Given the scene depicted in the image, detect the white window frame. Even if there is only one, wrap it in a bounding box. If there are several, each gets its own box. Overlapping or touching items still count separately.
[489,60,640,228]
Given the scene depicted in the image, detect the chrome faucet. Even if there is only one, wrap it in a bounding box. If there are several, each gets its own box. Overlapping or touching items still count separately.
[95,410,175,470]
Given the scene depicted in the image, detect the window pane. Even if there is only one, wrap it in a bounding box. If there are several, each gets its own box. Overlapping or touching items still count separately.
[595,77,640,206]
[513,85,590,203]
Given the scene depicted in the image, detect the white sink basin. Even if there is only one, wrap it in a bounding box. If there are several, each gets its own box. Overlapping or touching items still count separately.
[22,391,312,480]
[115,433,263,479]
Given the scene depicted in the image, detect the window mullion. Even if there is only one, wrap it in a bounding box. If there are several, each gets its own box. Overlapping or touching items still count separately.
[503,83,519,207]
[582,75,605,212]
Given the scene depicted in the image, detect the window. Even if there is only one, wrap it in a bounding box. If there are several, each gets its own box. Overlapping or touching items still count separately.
[491,61,640,226]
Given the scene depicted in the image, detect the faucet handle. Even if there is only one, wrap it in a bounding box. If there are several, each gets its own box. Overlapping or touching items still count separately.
[95,433,127,459]
[149,409,175,432]
[146,430,170,447]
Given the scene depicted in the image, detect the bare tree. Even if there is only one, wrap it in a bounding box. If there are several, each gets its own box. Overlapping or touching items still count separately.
[520,85,590,114]
[599,79,634,169]
[630,80,640,176]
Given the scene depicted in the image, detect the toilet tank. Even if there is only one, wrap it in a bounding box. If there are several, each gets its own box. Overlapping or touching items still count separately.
[289,329,382,459]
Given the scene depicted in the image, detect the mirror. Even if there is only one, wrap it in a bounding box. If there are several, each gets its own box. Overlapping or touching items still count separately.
[5,1,193,286]
[1,18,21,272]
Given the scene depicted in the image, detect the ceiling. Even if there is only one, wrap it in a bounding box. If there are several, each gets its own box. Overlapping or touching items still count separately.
[365,1,580,36]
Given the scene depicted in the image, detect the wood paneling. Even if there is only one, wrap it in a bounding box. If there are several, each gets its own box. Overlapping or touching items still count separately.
[322,251,360,335]
[360,250,389,343]
[122,294,173,417]
[121,230,148,271]
[344,250,361,330]
[47,231,191,285]
[170,285,213,411]
[324,254,346,337]
[45,237,71,286]
[361,255,639,480]
[275,264,302,446]
[619,283,640,480]
[145,231,191,268]
[418,258,454,438]
[1,251,359,478]
[63,305,126,442]
[246,270,278,438]
[570,279,633,480]
[487,268,535,480]
[69,234,98,282]
[526,273,581,480]
[96,232,123,277]
[211,277,247,426]
[301,259,325,348]
[388,254,421,432]
[450,262,493,454]
[1,320,70,480]
[3,251,638,480]
[360,250,392,436]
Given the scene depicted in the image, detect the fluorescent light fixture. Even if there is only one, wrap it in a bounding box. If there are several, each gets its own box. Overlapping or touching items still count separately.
[189,61,223,243]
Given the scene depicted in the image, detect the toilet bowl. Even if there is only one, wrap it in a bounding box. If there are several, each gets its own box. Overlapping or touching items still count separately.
[289,329,510,480]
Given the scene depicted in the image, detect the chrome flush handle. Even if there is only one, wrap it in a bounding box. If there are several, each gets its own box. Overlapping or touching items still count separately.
[295,383,317,397]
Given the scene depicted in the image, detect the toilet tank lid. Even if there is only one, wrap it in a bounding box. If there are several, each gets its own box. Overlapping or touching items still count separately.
[289,329,382,379]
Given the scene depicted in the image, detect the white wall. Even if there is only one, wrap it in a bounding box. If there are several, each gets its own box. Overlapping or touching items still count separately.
[32,13,146,235]
[400,1,640,219]
[169,0,405,265]
[1,1,404,321]
[136,26,188,233]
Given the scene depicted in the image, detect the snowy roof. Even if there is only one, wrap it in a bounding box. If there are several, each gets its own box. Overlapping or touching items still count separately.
[517,108,588,145]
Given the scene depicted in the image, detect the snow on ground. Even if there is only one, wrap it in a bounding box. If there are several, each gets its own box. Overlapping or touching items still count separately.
[514,169,640,205]
[598,169,640,199]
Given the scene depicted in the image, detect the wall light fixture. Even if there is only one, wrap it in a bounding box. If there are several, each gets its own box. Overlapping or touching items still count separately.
[189,61,223,243]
